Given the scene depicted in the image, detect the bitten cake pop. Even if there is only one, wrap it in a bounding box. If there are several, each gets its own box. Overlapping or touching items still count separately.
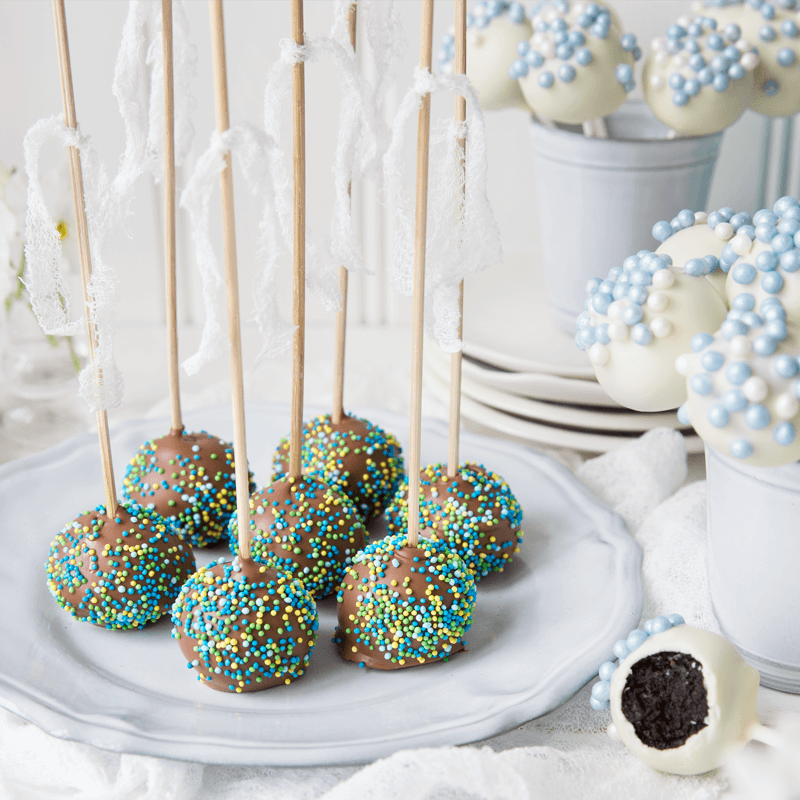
[724,196,800,326]
[272,413,404,524]
[171,554,318,692]
[643,15,757,135]
[122,429,254,547]
[677,300,800,466]
[46,504,196,629]
[653,207,751,300]
[384,462,523,579]
[334,533,476,669]
[593,618,763,775]
[439,1,533,110]
[513,1,640,124]
[577,250,728,411]
[228,475,366,599]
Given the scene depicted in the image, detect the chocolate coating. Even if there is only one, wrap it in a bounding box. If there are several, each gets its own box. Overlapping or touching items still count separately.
[385,463,523,579]
[228,476,366,599]
[272,413,405,523]
[46,503,196,629]
[122,428,255,548]
[171,557,318,693]
[334,534,476,669]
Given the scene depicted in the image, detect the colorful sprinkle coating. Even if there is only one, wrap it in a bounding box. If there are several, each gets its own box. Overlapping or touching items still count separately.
[171,557,318,693]
[228,476,367,599]
[122,428,255,548]
[272,413,405,523]
[46,504,196,630]
[334,534,477,669]
[384,463,523,579]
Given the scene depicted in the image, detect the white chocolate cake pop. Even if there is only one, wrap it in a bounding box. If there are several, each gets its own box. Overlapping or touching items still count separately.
[643,15,758,136]
[725,196,800,326]
[513,1,641,124]
[653,207,752,300]
[439,2,533,111]
[704,0,800,117]
[576,250,728,411]
[677,298,800,466]
[599,621,761,776]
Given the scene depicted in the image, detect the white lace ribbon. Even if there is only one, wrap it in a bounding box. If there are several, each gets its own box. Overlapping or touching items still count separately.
[384,68,502,353]
[179,124,294,376]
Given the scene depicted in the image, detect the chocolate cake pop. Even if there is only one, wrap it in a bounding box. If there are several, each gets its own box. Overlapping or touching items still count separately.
[171,554,317,693]
[384,462,523,579]
[228,474,367,599]
[643,15,758,136]
[596,619,761,775]
[122,428,255,548]
[334,533,476,669]
[46,504,196,630]
[272,412,405,524]
[577,249,728,411]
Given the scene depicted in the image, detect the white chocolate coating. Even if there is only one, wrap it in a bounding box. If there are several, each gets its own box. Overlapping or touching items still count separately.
[679,307,800,467]
[609,625,760,776]
[643,18,757,136]
[579,260,727,412]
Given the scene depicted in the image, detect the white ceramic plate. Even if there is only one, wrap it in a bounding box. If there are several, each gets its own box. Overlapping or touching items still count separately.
[462,254,596,378]
[0,403,642,766]
[425,344,620,408]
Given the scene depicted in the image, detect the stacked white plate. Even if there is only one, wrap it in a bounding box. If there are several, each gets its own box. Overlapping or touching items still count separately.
[424,255,702,454]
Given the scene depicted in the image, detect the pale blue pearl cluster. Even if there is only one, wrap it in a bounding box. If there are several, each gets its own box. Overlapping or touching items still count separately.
[725,196,800,287]
[508,3,640,90]
[679,297,800,458]
[438,1,527,71]
[590,614,686,711]
[575,250,674,351]
[660,17,753,107]
[746,0,800,96]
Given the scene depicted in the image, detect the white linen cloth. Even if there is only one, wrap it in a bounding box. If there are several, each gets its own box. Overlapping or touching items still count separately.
[1,427,799,800]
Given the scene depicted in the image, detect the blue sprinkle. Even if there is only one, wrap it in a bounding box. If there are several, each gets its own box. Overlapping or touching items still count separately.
[775,422,797,446]
[731,439,754,459]
[691,373,713,395]
[708,405,730,428]
[723,389,748,412]
[745,404,771,430]
[732,263,757,284]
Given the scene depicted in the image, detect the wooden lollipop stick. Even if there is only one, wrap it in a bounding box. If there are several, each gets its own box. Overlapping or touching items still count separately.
[209,0,251,560]
[331,1,358,426]
[162,0,182,432]
[289,0,306,477]
[407,0,435,548]
[52,0,117,517]
[447,0,466,479]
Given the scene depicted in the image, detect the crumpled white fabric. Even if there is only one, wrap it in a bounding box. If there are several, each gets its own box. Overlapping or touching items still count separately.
[179,124,294,375]
[383,67,502,352]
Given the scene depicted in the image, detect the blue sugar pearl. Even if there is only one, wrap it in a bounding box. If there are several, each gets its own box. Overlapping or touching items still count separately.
[775,195,800,214]
[756,225,778,243]
[725,23,741,41]
[652,221,673,242]
[698,67,714,85]
[689,53,706,71]
[764,79,780,96]
[782,20,799,37]
[723,45,741,62]
[731,439,754,459]
[727,361,752,385]
[684,78,702,96]
[667,24,686,39]
[691,373,713,395]
[599,279,615,295]
[624,255,640,271]
[761,2,776,19]
[709,405,730,428]
[732,262,757,284]
[628,286,648,305]
[592,22,610,39]
[687,22,703,38]
[737,224,757,240]
[767,319,788,341]
[631,323,653,346]
[669,73,686,90]
[517,40,530,56]
[707,33,725,50]
[575,332,586,349]
[775,422,797,446]
[761,297,787,318]
[576,47,593,66]
[707,210,724,228]
[612,283,629,300]
[711,54,730,73]
[732,292,756,311]
[702,350,725,371]
[684,258,705,276]
[590,695,609,711]
[526,50,545,67]
[741,311,764,328]
[622,303,644,325]
[691,332,715,352]
[556,43,575,60]
[778,48,796,66]
[677,209,696,227]
[719,206,735,221]
[754,209,779,227]
[596,323,610,344]
[721,245,738,269]
[598,661,617,682]
[728,63,746,80]
[568,31,587,47]
[760,25,777,41]
[626,629,648,651]
[753,334,778,356]
[591,292,612,314]
[621,33,637,51]
[591,680,611,702]
[779,219,800,235]
[578,327,596,348]
[762,271,785,294]
[746,404,771,429]
[723,389,748,412]
[509,3,526,22]
[613,639,630,660]
[668,613,685,626]
[585,277,601,294]
[509,59,528,78]
[773,233,794,253]
[756,250,778,271]
[650,616,671,634]
[551,17,567,33]
[703,254,719,272]
[677,403,691,425]
[713,73,730,91]
[731,212,753,229]
[616,63,633,84]
[558,64,577,82]
[539,71,555,88]
[633,46,642,61]
[649,255,670,272]
[774,354,799,378]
